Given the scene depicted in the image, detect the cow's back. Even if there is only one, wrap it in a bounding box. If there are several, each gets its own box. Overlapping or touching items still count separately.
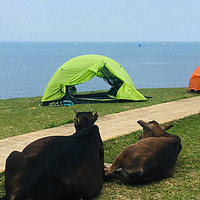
[110,136,181,183]
[49,125,104,198]
[5,125,104,200]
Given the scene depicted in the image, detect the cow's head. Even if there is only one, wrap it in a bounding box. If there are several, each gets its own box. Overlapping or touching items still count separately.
[137,120,173,140]
[74,109,98,131]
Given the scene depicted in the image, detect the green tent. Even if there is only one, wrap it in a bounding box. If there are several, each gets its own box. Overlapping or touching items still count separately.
[41,55,146,104]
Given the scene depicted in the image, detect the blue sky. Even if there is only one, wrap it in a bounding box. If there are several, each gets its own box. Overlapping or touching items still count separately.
[0,0,200,42]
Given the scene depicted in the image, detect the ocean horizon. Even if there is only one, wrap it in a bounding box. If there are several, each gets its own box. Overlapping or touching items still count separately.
[0,41,200,100]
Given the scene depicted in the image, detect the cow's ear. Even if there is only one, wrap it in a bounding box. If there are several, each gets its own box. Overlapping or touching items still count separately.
[74,109,79,114]
[94,112,98,122]
[162,124,173,130]
[137,120,151,130]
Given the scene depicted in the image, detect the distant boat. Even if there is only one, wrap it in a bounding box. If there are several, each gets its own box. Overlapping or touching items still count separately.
[160,42,170,45]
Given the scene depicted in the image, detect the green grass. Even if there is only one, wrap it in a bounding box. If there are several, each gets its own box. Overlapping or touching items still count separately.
[0,114,199,199]
[0,88,199,139]
[0,172,5,199]
[98,113,200,200]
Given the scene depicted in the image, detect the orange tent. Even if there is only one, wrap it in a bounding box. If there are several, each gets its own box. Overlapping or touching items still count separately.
[189,65,200,91]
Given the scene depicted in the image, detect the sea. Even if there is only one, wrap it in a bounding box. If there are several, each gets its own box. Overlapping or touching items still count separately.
[0,42,200,99]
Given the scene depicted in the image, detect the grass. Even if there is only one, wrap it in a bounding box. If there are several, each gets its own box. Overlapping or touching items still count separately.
[0,87,199,140]
[0,114,199,199]
[0,172,5,199]
[99,113,200,200]
[0,88,199,199]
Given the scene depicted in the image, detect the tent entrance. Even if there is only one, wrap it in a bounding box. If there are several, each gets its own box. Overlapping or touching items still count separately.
[63,65,123,103]
[99,65,123,96]
[65,89,116,104]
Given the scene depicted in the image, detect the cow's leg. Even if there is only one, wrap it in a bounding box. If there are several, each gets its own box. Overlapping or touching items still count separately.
[104,158,143,183]
[104,158,121,176]
[104,163,112,170]
[104,149,129,175]
[105,167,143,184]
[104,163,118,175]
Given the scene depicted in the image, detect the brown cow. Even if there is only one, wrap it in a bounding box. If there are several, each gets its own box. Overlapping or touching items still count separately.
[105,120,182,184]
[5,110,104,200]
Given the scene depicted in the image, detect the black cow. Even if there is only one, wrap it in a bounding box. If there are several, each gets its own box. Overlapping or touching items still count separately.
[5,111,104,200]
[105,120,182,184]
[74,109,98,131]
